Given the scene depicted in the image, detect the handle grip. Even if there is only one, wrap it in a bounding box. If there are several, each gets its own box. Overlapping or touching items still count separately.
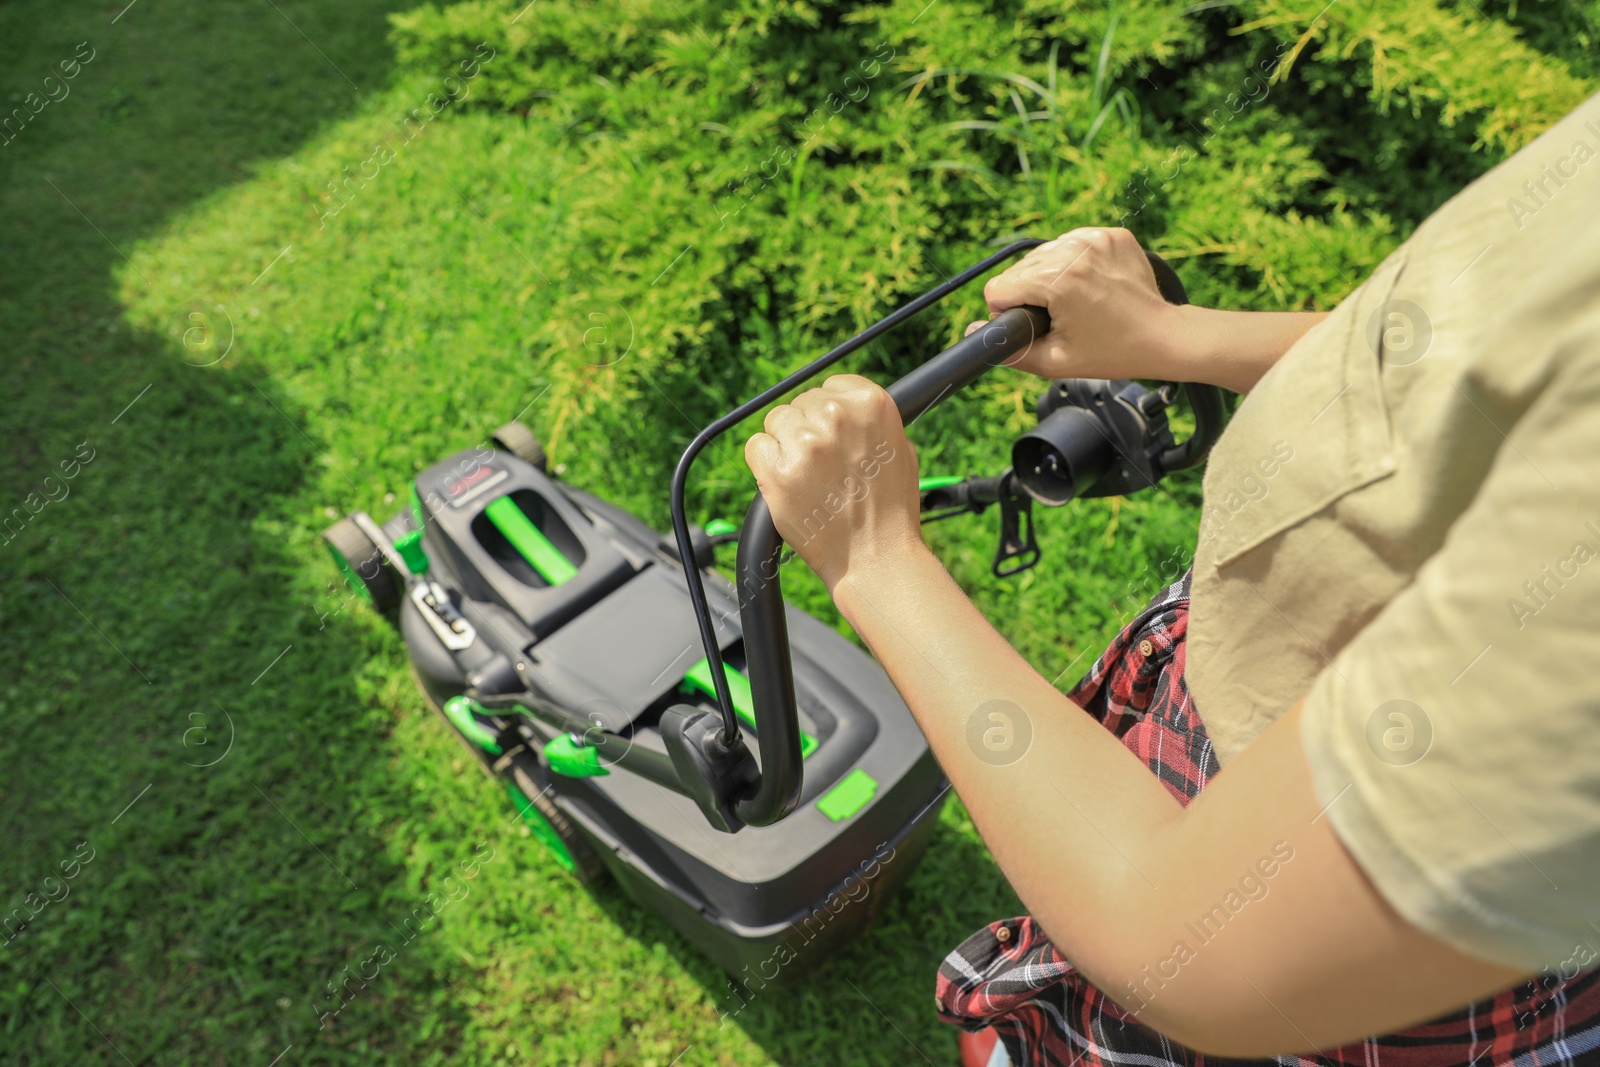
[728,304,1053,826]
[885,305,1052,419]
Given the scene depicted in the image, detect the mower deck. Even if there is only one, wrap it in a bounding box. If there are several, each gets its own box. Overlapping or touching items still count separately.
[361,444,947,982]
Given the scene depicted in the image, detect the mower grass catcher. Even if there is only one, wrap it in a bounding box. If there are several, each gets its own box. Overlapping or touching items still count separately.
[323,240,1223,983]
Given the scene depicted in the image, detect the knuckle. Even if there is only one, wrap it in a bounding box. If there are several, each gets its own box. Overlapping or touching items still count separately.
[744,434,770,471]
[836,373,876,397]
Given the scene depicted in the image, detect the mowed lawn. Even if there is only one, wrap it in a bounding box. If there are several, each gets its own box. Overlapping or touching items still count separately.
[13,0,1581,1062]
[0,1,1213,1064]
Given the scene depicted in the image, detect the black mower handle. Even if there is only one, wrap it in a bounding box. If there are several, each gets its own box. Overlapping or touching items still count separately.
[669,241,1222,830]
[728,303,1051,825]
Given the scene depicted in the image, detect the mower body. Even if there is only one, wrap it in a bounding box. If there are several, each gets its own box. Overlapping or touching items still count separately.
[385,445,947,982]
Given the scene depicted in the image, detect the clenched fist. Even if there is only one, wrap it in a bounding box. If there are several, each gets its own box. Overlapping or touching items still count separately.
[971,227,1188,382]
[744,374,925,592]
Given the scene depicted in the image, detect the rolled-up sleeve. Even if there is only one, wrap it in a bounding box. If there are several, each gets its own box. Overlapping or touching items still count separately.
[1301,336,1600,972]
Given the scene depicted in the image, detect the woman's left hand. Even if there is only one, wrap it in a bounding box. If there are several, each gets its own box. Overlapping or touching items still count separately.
[743,373,925,592]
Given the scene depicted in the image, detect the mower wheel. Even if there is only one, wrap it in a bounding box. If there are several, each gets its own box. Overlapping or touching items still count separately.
[323,517,402,615]
[507,761,606,885]
[490,420,547,472]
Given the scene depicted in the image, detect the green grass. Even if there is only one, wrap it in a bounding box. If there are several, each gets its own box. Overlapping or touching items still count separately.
[2,0,1589,1064]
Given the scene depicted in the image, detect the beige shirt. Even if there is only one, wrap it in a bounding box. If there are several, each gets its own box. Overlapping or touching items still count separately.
[1186,91,1600,971]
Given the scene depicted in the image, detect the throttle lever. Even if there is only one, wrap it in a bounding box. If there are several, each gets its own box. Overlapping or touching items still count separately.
[992,473,1040,577]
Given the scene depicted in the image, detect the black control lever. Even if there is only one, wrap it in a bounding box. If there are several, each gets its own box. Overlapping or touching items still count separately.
[920,473,1040,577]
[991,473,1039,577]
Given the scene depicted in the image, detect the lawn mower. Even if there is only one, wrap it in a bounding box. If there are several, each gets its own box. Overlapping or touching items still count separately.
[322,240,1223,984]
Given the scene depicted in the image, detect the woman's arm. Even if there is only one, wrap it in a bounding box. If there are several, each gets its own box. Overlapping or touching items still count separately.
[974,227,1328,394]
[745,376,1525,1056]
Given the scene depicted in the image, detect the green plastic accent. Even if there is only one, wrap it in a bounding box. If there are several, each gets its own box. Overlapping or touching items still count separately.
[918,475,964,491]
[543,734,609,778]
[442,695,502,754]
[484,495,578,586]
[326,541,373,605]
[682,659,819,759]
[409,482,426,526]
[704,518,738,537]
[393,529,429,574]
[503,780,576,872]
[817,768,878,821]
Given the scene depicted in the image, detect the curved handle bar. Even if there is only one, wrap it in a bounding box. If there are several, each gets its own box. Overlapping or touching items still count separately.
[670,242,1224,828]
[729,302,1051,825]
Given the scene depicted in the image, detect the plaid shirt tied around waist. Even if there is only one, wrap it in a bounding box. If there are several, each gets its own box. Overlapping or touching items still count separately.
[935,572,1600,1066]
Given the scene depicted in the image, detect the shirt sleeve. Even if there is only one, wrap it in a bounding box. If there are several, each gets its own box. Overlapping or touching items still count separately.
[1301,335,1600,973]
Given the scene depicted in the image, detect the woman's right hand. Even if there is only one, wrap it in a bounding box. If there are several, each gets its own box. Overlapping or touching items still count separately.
[973,226,1332,394]
[970,227,1191,383]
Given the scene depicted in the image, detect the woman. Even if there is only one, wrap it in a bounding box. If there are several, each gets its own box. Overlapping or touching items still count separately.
[746,92,1600,1063]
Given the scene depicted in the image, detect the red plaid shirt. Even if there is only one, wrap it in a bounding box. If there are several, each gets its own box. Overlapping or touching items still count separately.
[936,572,1600,1066]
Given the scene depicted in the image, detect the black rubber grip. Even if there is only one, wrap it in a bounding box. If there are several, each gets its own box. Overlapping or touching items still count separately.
[887,305,1051,420]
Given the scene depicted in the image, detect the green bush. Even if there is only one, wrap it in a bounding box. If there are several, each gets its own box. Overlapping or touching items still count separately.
[386,0,1594,454]
[370,0,1595,651]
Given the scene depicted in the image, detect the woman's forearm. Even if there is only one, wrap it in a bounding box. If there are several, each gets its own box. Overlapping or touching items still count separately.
[1166,306,1330,393]
[833,546,1191,976]
[831,544,1522,1053]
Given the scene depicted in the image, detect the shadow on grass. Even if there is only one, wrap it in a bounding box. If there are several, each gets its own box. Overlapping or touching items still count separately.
[0,2,1025,1064]
[0,0,514,1062]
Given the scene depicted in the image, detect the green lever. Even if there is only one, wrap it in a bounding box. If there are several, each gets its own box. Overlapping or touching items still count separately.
[485,495,578,586]
[393,529,429,574]
[682,658,819,759]
[543,734,608,778]
[442,695,502,754]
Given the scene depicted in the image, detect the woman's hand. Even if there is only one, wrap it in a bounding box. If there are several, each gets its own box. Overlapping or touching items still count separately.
[974,226,1331,393]
[972,227,1187,382]
[744,374,925,593]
